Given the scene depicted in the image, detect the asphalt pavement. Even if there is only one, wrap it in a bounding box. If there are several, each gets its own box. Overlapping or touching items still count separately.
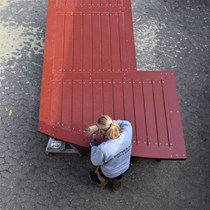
[0,0,209,209]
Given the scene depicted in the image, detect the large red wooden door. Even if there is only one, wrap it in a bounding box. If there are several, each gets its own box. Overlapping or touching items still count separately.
[39,0,186,159]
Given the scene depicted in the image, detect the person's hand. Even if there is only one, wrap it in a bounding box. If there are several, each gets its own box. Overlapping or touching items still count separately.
[86,125,98,136]
[89,134,97,147]
[90,139,97,147]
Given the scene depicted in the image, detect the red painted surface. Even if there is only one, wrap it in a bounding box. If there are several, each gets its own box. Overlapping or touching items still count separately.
[39,0,186,159]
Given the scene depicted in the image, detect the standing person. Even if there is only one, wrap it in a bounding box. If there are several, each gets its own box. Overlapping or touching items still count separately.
[86,115,132,192]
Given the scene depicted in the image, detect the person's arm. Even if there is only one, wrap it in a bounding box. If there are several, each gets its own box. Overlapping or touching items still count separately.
[115,120,132,136]
[86,125,99,136]
[90,146,105,166]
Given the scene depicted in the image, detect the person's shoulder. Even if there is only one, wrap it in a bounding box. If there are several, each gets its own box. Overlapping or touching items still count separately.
[97,141,112,155]
[121,120,132,127]
[114,120,131,125]
[99,139,114,148]
[98,141,109,150]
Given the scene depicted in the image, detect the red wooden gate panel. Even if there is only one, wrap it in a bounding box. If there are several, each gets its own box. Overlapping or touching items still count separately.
[39,0,186,159]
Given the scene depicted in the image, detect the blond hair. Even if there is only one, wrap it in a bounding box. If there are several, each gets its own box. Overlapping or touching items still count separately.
[97,115,120,139]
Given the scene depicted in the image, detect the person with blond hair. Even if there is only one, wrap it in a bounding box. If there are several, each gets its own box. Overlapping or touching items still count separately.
[87,115,132,192]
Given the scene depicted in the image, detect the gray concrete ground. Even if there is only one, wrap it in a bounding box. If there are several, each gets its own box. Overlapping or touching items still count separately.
[0,0,210,209]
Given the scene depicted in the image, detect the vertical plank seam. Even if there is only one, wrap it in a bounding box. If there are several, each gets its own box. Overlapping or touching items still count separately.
[122,12,127,71]
[132,79,138,145]
[62,13,66,73]
[49,82,53,129]
[82,11,84,72]
[142,80,148,145]
[161,79,171,148]
[91,13,93,72]
[92,80,94,123]
[117,12,122,72]
[99,12,102,72]
[70,80,73,131]
[108,13,112,71]
[112,79,115,119]
[52,14,58,73]
[60,81,64,128]
[152,80,160,147]
[102,80,104,115]
[72,13,74,71]
[122,80,125,120]
[123,12,128,71]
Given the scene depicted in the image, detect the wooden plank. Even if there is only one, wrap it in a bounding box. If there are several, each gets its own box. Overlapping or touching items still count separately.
[110,13,121,72]
[73,13,82,71]
[133,79,147,145]
[118,12,128,71]
[113,80,124,120]
[62,80,73,130]
[83,80,93,133]
[118,0,124,7]
[123,79,137,144]
[83,0,92,6]
[152,79,169,147]
[92,0,100,6]
[92,13,101,72]
[101,0,108,6]
[54,13,65,72]
[50,81,62,127]
[143,80,158,146]
[111,0,118,6]
[55,0,66,8]
[72,80,83,133]
[101,13,111,71]
[103,80,114,117]
[66,0,74,7]
[63,13,73,72]
[124,1,136,71]
[162,78,174,148]
[75,0,84,6]
[83,13,92,72]
[93,80,103,121]
[165,73,186,159]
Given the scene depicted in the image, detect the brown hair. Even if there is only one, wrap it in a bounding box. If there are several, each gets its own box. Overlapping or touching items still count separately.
[97,115,120,139]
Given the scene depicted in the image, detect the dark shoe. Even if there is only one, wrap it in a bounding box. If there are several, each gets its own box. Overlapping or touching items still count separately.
[89,171,108,189]
[112,179,122,192]
[96,179,108,189]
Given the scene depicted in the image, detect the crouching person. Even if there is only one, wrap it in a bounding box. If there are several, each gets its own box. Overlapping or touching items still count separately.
[87,115,132,192]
